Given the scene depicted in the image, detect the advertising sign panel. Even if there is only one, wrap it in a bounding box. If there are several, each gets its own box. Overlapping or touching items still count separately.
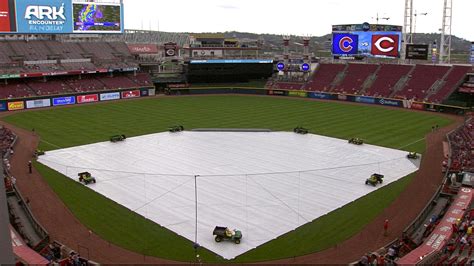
[376,98,401,107]
[164,42,177,57]
[308,92,334,100]
[72,2,123,33]
[77,94,98,104]
[15,0,73,34]
[127,44,158,54]
[26,98,51,109]
[402,99,425,110]
[0,101,7,111]
[52,96,75,106]
[354,96,376,104]
[267,90,287,96]
[406,44,429,60]
[7,101,24,111]
[100,92,120,101]
[288,91,307,97]
[121,90,140,99]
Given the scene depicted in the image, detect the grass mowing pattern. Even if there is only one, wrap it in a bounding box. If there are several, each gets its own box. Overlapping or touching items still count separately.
[4,95,452,262]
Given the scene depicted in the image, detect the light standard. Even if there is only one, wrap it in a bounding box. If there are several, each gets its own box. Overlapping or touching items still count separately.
[413,11,428,42]
[372,13,390,24]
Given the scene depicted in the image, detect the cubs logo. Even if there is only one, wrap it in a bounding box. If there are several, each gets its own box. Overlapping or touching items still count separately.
[339,36,354,53]
[332,33,358,55]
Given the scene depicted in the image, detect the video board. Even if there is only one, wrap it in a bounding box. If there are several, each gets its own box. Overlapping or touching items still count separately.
[0,0,123,34]
[406,44,429,60]
[471,42,474,64]
[73,2,122,33]
[332,23,402,59]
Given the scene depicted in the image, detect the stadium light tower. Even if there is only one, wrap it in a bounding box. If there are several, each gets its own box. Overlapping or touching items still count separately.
[413,11,428,42]
[401,0,414,61]
[439,0,453,64]
[372,13,390,24]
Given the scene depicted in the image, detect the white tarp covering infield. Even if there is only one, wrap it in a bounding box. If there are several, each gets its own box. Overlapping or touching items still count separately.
[38,132,419,259]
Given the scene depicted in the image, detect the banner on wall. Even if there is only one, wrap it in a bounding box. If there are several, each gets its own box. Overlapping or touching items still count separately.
[0,101,7,111]
[8,101,24,111]
[308,92,334,99]
[288,91,307,97]
[52,96,75,106]
[100,92,120,101]
[77,94,98,104]
[26,98,51,109]
[354,96,376,104]
[121,90,140,99]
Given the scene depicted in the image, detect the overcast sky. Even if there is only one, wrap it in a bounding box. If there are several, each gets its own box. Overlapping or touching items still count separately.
[123,0,473,41]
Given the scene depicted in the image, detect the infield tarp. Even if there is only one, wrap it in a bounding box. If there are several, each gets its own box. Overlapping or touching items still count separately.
[38,132,419,259]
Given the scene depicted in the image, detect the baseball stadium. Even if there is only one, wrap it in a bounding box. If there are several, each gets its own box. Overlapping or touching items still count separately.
[0,0,473,265]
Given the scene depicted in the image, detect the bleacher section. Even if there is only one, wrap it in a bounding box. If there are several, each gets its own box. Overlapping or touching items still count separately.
[305,63,346,91]
[428,66,472,103]
[394,65,450,101]
[332,63,378,94]
[0,73,151,99]
[0,40,136,73]
[365,64,413,98]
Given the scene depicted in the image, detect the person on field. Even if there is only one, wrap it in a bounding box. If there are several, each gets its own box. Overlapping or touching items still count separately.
[28,161,32,174]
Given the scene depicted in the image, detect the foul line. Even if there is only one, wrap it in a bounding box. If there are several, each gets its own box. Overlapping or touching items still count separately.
[398,138,425,150]
[40,139,62,149]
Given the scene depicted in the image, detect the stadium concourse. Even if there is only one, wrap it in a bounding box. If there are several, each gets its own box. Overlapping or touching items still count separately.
[0,101,464,264]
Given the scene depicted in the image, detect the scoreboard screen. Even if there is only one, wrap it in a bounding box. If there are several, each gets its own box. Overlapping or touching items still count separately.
[406,44,429,60]
[332,23,402,59]
[73,2,122,33]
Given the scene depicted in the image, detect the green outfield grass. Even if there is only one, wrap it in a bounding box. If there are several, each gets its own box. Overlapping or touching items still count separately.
[3,95,452,262]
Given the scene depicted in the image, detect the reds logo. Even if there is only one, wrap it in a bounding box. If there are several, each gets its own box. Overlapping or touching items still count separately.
[339,36,354,53]
[371,35,400,57]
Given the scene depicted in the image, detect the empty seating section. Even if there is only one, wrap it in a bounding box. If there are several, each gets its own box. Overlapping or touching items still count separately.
[65,76,106,92]
[333,64,378,94]
[78,42,117,60]
[98,75,138,89]
[0,73,151,99]
[428,66,472,103]
[0,43,15,63]
[395,65,450,100]
[0,40,135,73]
[126,73,152,86]
[108,42,131,55]
[365,64,413,97]
[0,82,34,99]
[26,79,74,96]
[54,42,86,59]
[305,64,345,91]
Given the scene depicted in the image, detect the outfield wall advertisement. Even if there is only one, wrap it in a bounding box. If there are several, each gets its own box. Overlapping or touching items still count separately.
[100,92,120,101]
[8,101,24,111]
[26,98,51,109]
[52,96,75,106]
[0,0,123,34]
[77,94,98,104]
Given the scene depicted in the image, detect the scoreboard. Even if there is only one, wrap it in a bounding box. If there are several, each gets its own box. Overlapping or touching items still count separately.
[406,44,429,60]
[0,0,123,34]
[332,23,402,59]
